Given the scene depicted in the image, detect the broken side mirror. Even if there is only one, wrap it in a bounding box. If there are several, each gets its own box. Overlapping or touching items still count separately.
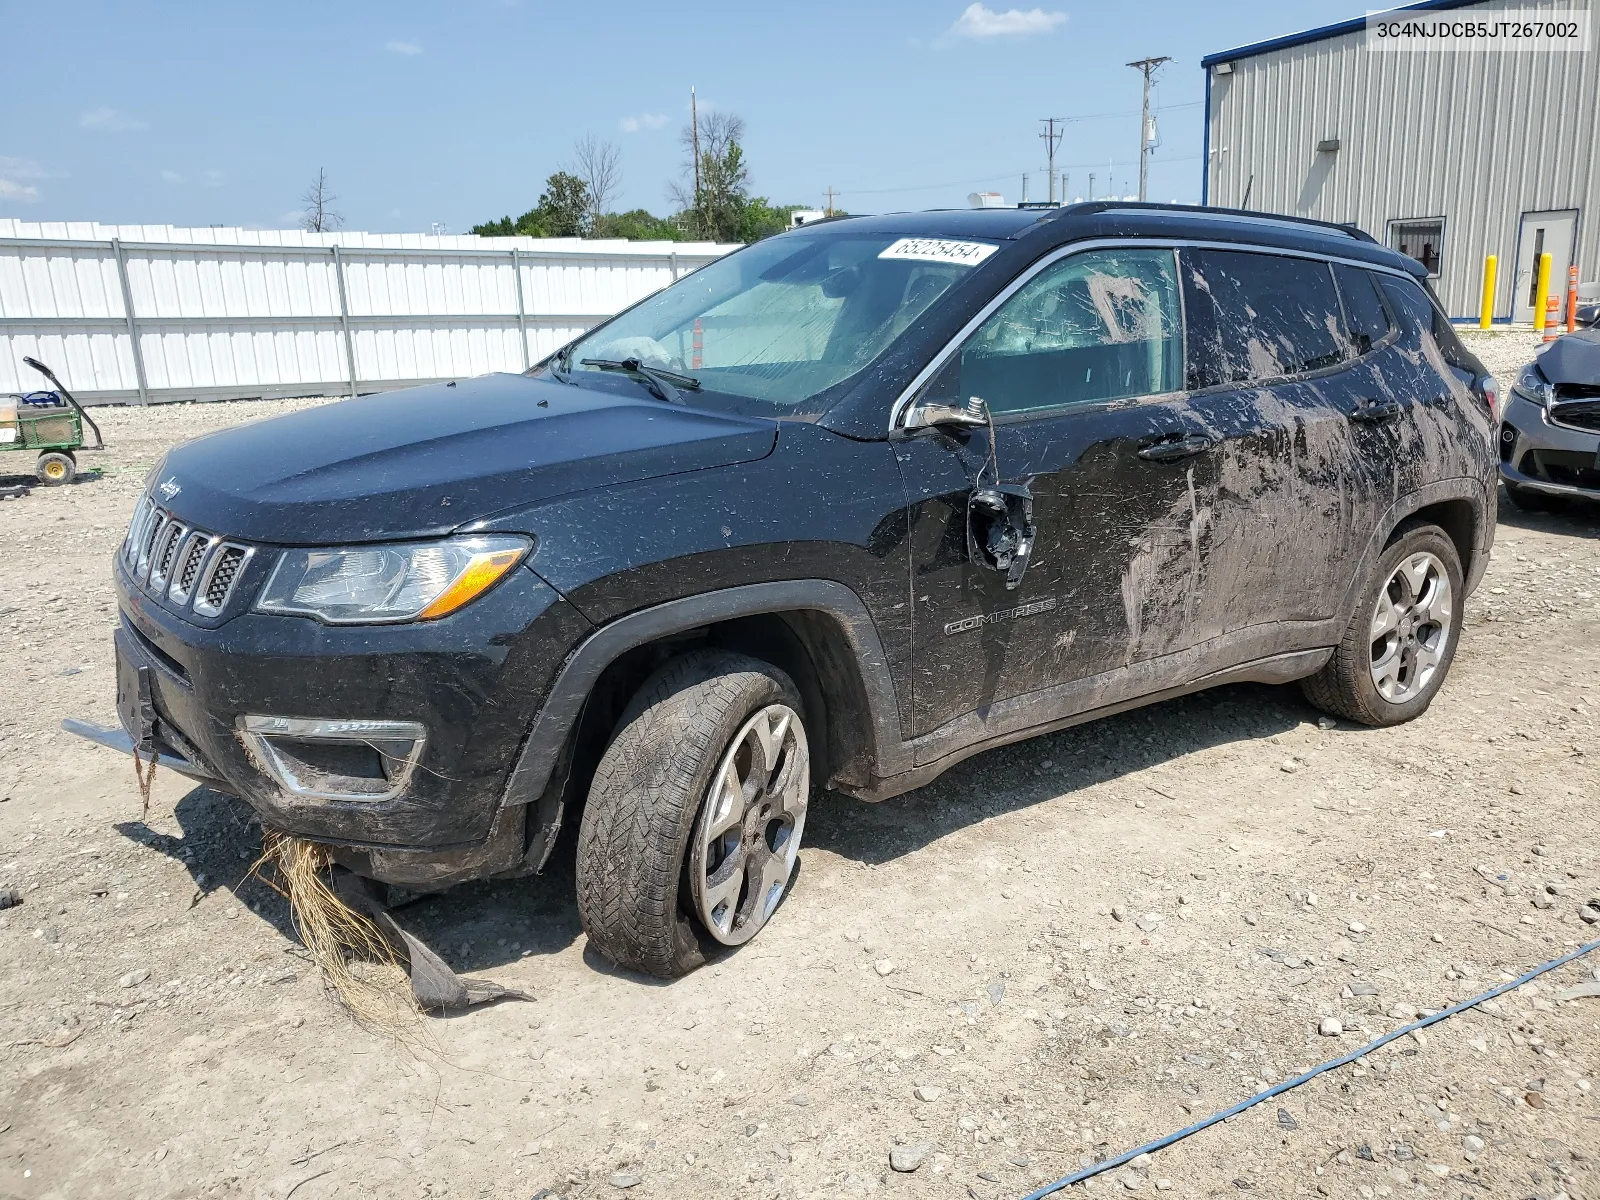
[903,393,989,432]
[967,482,1036,590]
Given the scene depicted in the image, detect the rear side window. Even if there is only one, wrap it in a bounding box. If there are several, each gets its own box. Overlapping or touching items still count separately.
[1333,264,1392,354]
[1182,249,1346,389]
[1377,274,1481,374]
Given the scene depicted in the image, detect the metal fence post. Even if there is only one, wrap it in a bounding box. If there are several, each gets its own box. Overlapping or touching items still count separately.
[331,245,358,397]
[512,248,530,369]
[669,251,679,281]
[111,238,150,404]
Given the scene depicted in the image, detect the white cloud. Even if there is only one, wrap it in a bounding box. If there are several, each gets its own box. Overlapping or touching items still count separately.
[161,169,183,183]
[384,39,422,55]
[0,177,41,203]
[0,156,53,179]
[947,3,1066,38]
[80,107,148,132]
[202,169,225,187]
[619,112,669,134]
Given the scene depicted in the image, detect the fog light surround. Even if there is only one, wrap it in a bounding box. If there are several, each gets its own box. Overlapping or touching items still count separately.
[237,715,427,802]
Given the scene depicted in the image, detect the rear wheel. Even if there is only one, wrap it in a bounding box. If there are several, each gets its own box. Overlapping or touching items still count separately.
[36,451,75,486]
[576,650,810,978]
[1301,523,1463,726]
[1504,483,1567,513]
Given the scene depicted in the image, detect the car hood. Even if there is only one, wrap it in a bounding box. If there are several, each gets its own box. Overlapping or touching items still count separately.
[153,373,778,543]
[1537,330,1600,386]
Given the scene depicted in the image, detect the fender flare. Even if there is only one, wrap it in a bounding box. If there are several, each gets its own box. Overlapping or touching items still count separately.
[499,579,911,813]
[1335,476,1490,621]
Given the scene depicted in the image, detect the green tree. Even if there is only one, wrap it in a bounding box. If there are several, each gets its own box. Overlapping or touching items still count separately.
[470,171,593,238]
[593,209,680,241]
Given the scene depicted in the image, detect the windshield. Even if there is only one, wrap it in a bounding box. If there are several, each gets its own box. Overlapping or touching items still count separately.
[559,230,994,418]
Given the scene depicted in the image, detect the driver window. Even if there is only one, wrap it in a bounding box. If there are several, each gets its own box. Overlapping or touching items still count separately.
[955,247,1183,416]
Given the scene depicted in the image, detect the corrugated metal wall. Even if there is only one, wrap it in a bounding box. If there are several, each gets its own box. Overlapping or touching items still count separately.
[1205,0,1599,318]
[0,222,737,402]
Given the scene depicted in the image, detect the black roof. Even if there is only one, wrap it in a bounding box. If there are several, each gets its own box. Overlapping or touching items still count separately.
[812,202,1423,277]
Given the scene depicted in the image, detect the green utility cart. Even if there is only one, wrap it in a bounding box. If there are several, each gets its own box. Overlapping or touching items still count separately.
[2,357,104,485]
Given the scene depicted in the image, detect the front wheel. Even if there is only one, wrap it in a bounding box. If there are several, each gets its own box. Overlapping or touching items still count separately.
[576,650,810,978]
[1301,522,1464,726]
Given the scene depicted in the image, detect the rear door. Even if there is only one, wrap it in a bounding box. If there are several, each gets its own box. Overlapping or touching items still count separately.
[1177,247,1378,635]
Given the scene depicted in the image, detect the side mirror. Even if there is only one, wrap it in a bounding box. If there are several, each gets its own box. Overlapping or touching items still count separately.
[1577,303,1600,329]
[903,393,989,431]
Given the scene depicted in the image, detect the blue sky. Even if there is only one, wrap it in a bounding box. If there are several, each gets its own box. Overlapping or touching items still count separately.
[2,0,1362,233]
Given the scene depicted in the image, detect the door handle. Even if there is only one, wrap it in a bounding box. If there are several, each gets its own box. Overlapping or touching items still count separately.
[1136,433,1215,463]
[1349,400,1402,424]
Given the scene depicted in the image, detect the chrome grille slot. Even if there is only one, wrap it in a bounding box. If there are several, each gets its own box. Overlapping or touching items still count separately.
[135,511,169,581]
[123,497,156,564]
[148,521,189,592]
[168,533,215,604]
[194,544,252,617]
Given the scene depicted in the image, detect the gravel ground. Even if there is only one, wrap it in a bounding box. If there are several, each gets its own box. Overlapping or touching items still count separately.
[2,335,1598,1200]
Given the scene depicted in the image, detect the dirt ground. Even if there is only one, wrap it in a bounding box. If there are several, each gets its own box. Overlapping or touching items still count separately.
[2,332,1598,1200]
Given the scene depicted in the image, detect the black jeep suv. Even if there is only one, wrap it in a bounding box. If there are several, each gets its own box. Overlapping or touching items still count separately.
[83,203,1499,977]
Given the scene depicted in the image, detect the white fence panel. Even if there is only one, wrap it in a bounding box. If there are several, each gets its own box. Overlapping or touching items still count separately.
[0,221,735,403]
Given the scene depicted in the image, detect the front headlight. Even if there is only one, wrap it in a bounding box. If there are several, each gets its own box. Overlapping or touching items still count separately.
[1511,363,1553,409]
[256,534,530,624]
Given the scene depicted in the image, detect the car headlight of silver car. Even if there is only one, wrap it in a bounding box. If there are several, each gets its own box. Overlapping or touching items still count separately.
[256,534,530,624]
[1511,363,1553,409]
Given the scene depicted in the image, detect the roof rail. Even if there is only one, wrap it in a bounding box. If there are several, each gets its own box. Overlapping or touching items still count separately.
[1054,201,1378,244]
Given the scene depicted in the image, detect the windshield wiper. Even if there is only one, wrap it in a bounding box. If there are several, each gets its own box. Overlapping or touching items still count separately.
[579,357,701,405]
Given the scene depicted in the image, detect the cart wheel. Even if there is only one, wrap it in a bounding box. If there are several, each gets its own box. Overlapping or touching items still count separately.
[36,451,76,486]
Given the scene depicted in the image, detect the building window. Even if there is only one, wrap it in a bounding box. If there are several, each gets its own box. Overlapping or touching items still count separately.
[1390,219,1444,278]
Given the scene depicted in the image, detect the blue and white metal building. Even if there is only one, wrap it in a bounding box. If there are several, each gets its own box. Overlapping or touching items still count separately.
[1202,0,1598,320]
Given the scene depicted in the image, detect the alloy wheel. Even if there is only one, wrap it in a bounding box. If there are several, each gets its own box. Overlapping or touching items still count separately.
[1369,550,1453,703]
[689,703,809,945]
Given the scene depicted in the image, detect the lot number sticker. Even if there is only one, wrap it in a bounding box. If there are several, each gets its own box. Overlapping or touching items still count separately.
[879,238,998,267]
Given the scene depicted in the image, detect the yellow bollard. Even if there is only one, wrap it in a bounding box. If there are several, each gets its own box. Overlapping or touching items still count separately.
[1479,255,1497,329]
[1533,251,1553,330]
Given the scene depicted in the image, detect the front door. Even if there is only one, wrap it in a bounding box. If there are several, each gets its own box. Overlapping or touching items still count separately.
[893,245,1225,743]
[1512,209,1578,324]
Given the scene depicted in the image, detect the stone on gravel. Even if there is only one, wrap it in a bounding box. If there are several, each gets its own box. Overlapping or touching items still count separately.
[1579,904,1600,925]
[1111,905,1129,923]
[117,968,150,989]
[1462,1134,1485,1154]
[914,1085,942,1102]
[1135,913,1162,932]
[1318,1017,1343,1037]
[1347,921,1366,934]
[888,1143,932,1172]
[609,1173,641,1189]
[874,959,895,977]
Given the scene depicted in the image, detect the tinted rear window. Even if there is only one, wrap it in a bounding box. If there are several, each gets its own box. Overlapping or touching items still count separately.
[1377,274,1481,374]
[1333,264,1392,354]
[1182,249,1346,388]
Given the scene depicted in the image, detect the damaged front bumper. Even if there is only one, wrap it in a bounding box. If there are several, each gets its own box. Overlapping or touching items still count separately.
[65,555,593,889]
[1498,387,1600,499]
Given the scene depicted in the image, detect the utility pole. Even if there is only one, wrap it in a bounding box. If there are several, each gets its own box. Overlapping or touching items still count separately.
[691,87,702,230]
[1126,56,1172,202]
[1087,172,1095,201]
[1039,118,1064,204]
[1021,173,1029,204]
[825,186,836,216]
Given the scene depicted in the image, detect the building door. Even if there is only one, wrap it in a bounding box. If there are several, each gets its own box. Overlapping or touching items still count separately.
[1512,209,1578,323]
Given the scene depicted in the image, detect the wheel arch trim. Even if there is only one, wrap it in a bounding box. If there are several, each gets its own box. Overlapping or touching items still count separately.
[499,580,911,811]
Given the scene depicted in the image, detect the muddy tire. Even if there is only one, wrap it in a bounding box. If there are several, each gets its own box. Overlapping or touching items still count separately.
[36,451,75,486]
[576,650,810,978]
[1301,522,1464,727]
